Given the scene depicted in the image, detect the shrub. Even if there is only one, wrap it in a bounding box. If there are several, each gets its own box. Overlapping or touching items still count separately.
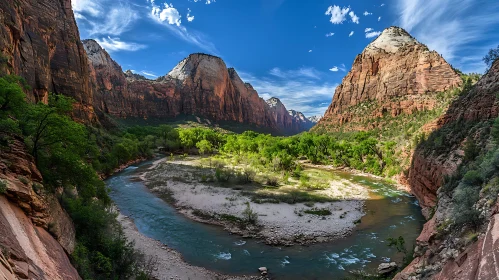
[236,168,255,184]
[0,179,7,194]
[453,183,482,229]
[215,168,232,182]
[17,175,29,185]
[265,176,279,187]
[241,202,258,225]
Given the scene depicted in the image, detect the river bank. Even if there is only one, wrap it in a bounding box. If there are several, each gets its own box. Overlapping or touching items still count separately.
[139,157,369,246]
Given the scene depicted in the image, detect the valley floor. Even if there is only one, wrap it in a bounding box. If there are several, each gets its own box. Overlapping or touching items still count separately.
[141,157,369,246]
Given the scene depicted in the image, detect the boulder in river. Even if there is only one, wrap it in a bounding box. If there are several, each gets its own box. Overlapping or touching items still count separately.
[258,267,268,275]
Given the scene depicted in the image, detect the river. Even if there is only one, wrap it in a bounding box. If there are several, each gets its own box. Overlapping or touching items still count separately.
[107,160,425,279]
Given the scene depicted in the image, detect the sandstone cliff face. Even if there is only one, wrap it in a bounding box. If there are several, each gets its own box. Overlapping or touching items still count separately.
[0,0,95,122]
[396,60,499,279]
[266,97,315,134]
[84,41,312,134]
[315,27,462,131]
[0,134,78,279]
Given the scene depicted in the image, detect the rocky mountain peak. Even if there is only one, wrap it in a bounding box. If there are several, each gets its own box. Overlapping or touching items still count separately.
[167,53,227,81]
[266,97,283,108]
[124,70,148,81]
[365,26,420,54]
[82,39,110,67]
[308,115,322,123]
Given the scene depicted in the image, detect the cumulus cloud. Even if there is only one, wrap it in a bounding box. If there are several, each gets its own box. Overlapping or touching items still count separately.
[95,37,146,52]
[238,70,337,117]
[325,5,350,24]
[325,32,335,37]
[365,31,382,38]
[365,28,373,32]
[349,31,354,37]
[187,8,195,22]
[152,3,181,26]
[329,67,339,72]
[149,1,218,54]
[193,0,215,4]
[396,0,499,72]
[363,11,372,16]
[349,11,360,24]
[378,16,382,21]
[308,50,313,53]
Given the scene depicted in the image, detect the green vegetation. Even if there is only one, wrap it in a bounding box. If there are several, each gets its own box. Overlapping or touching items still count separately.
[0,75,152,279]
[0,179,6,194]
[303,208,332,216]
[483,45,499,69]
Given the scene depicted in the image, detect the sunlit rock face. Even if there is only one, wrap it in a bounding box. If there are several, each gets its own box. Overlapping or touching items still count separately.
[0,0,96,122]
[315,26,462,132]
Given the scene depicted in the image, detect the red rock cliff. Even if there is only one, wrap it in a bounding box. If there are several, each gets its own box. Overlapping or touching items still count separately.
[266,97,315,134]
[0,0,95,122]
[0,134,79,279]
[83,40,313,134]
[315,26,462,131]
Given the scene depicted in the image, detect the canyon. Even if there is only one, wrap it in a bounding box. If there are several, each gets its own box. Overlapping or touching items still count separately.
[0,0,498,279]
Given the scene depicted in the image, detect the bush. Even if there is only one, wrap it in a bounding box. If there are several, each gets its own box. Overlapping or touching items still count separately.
[0,179,7,194]
[236,168,255,184]
[265,176,279,187]
[215,168,232,182]
[241,202,258,225]
[453,183,482,229]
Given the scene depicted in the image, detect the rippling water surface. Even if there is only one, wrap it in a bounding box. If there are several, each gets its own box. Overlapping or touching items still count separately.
[107,160,424,279]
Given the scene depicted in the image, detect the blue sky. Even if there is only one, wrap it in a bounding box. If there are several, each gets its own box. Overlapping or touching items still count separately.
[73,0,499,117]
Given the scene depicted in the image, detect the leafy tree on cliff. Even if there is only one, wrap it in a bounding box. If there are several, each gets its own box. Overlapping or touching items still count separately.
[483,45,499,69]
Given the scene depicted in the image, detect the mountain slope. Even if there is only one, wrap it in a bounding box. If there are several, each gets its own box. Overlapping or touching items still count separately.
[314,26,462,132]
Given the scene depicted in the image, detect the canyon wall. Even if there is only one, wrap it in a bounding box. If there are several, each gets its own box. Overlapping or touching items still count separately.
[0,134,79,279]
[396,59,499,279]
[314,27,462,132]
[0,0,95,122]
[83,40,313,135]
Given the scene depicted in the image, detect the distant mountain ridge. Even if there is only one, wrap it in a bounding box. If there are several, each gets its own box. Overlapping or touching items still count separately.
[83,40,313,135]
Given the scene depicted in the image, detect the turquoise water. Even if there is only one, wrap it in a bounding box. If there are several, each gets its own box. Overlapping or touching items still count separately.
[107,161,424,279]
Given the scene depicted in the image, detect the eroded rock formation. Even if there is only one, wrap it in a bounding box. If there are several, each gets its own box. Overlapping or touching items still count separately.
[0,0,95,122]
[266,97,315,134]
[315,26,462,131]
[0,134,78,279]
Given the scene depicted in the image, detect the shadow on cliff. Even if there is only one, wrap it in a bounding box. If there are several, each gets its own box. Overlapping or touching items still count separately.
[407,59,499,212]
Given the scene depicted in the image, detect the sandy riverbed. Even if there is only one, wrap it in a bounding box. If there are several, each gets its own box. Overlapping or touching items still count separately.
[141,157,369,245]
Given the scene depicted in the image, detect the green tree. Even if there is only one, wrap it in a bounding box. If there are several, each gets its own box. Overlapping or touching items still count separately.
[196,139,213,154]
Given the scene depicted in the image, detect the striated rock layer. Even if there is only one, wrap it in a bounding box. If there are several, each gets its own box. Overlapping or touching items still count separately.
[0,134,79,279]
[315,26,462,131]
[396,60,499,279]
[0,0,95,122]
[83,40,312,135]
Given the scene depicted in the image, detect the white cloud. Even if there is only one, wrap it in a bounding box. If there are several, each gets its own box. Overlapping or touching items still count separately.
[349,11,359,24]
[95,37,146,52]
[365,31,382,38]
[325,32,335,37]
[193,0,215,4]
[72,0,139,37]
[187,8,195,22]
[308,50,313,53]
[270,67,322,80]
[381,3,385,7]
[378,16,382,21]
[365,28,373,32]
[149,1,218,54]
[152,3,181,26]
[72,0,102,17]
[238,70,337,117]
[363,11,372,16]
[396,0,499,72]
[329,64,346,72]
[132,70,158,78]
[325,5,350,24]
[349,31,354,37]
